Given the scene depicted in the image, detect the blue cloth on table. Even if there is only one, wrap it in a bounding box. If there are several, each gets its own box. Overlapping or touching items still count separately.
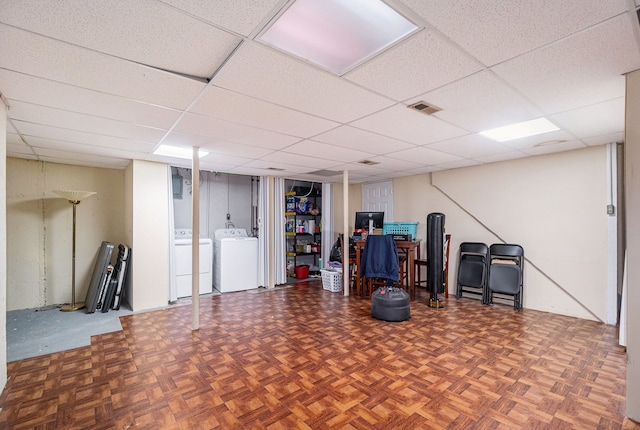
[359,235,399,286]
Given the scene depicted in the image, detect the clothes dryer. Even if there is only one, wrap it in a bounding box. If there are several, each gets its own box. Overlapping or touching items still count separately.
[174,229,213,298]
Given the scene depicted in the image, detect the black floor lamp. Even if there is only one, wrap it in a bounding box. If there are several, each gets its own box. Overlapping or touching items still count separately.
[53,190,96,312]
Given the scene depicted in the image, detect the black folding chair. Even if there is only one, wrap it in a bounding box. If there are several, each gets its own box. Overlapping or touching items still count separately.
[456,242,489,303]
[487,243,524,311]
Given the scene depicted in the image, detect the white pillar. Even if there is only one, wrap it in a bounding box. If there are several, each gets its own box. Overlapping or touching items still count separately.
[343,170,349,296]
[268,176,276,289]
[191,147,200,330]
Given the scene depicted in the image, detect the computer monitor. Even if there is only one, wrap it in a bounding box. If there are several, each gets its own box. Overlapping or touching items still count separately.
[354,211,385,233]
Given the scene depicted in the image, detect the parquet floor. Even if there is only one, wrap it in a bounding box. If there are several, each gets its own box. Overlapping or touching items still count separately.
[1,281,638,429]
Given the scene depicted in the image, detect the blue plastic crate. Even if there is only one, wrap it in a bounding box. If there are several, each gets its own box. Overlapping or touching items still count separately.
[382,222,418,238]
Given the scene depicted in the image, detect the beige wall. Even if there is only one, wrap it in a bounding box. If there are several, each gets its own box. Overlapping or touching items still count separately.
[126,160,170,311]
[6,158,125,311]
[331,181,362,240]
[625,69,640,420]
[394,146,609,322]
[0,100,8,391]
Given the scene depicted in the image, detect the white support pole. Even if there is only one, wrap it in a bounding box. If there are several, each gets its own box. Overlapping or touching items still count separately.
[268,176,276,289]
[191,147,200,330]
[343,170,349,296]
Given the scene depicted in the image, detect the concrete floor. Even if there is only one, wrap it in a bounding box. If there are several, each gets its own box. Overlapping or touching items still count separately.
[6,304,133,362]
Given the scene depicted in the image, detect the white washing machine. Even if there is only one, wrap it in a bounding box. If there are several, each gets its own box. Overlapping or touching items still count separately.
[214,228,258,293]
[174,229,213,298]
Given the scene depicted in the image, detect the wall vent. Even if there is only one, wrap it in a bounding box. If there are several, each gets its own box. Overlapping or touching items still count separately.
[408,101,441,115]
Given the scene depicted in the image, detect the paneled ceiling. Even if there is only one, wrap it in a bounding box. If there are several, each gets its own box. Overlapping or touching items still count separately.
[2,0,640,182]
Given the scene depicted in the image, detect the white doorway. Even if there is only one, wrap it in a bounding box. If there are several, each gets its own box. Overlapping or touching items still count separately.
[362,180,393,222]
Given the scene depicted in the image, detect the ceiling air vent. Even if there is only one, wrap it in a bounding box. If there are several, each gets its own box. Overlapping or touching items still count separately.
[358,160,380,166]
[307,169,342,177]
[408,101,441,115]
[265,167,285,171]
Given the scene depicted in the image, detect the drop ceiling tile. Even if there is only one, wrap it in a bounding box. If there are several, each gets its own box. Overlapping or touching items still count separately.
[582,132,624,147]
[35,148,131,168]
[7,146,37,159]
[415,70,543,132]
[312,126,415,155]
[345,29,482,101]
[492,15,640,114]
[191,86,339,138]
[1,0,240,78]
[162,132,275,158]
[281,140,371,163]
[401,165,442,176]
[146,154,216,170]
[15,122,157,153]
[385,146,463,166]
[259,151,341,170]
[404,0,627,66]
[7,139,34,155]
[549,98,624,139]
[173,113,299,150]
[8,100,167,143]
[498,129,579,150]
[328,162,395,177]
[158,0,282,37]
[7,121,18,133]
[241,160,315,174]
[312,169,369,182]
[199,152,255,166]
[521,140,587,156]
[473,150,530,164]
[433,159,482,170]
[212,41,394,123]
[230,166,292,177]
[28,137,150,160]
[353,156,423,171]
[203,142,274,159]
[0,69,181,129]
[426,134,513,158]
[0,24,206,109]
[243,159,312,175]
[6,133,26,147]
[350,105,468,145]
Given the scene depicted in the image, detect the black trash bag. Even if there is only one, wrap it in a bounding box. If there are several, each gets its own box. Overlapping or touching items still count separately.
[329,237,342,262]
[329,235,357,262]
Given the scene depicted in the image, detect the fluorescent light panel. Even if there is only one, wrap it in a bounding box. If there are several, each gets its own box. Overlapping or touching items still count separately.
[480,118,560,142]
[258,0,418,75]
[153,144,209,159]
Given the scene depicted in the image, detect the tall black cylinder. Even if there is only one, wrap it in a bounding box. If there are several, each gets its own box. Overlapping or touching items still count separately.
[427,212,445,307]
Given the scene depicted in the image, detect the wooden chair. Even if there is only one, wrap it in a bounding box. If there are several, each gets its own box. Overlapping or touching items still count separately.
[338,235,359,293]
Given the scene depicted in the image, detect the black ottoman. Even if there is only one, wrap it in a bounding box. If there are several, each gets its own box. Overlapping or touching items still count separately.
[371,286,410,322]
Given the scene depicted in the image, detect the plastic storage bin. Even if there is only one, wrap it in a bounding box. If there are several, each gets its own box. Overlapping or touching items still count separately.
[382,222,418,239]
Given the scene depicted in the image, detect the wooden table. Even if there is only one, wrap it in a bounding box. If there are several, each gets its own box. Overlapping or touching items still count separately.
[355,239,421,301]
